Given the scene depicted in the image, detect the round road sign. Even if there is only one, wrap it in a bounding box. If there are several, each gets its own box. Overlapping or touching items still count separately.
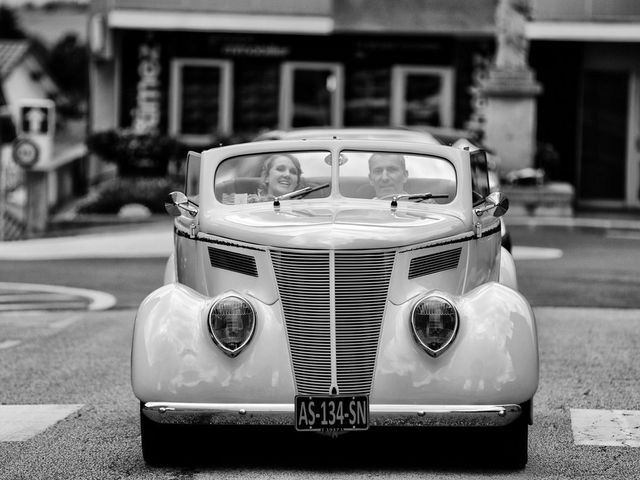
[12,137,40,169]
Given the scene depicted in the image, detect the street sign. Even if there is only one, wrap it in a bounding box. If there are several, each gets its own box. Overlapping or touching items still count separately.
[19,104,54,135]
[20,106,49,135]
[12,137,40,169]
[16,99,55,171]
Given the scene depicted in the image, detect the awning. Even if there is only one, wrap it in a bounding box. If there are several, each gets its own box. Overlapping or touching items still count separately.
[108,9,334,35]
[527,22,640,42]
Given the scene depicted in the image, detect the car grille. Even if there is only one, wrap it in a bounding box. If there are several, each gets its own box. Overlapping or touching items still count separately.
[271,249,395,396]
[408,247,461,279]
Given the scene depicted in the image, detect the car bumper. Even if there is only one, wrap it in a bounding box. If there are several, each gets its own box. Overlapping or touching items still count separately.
[142,402,522,428]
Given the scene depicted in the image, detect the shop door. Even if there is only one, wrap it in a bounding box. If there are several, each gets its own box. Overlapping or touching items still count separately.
[579,71,628,203]
[280,63,343,129]
[630,72,640,207]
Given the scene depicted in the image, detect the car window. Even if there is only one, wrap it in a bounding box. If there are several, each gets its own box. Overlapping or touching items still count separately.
[338,150,456,204]
[470,150,491,205]
[214,151,331,204]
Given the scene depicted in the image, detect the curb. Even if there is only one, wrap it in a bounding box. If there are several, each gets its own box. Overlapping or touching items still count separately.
[506,215,640,231]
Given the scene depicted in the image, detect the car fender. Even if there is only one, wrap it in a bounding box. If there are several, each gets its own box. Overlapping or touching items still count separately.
[131,283,295,403]
[373,282,538,405]
[163,253,176,284]
[499,246,518,290]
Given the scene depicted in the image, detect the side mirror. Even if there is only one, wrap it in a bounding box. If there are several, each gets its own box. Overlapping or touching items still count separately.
[474,191,509,218]
[165,191,198,217]
[490,192,509,217]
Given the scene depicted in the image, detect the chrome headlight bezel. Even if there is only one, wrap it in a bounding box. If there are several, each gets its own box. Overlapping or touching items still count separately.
[207,293,256,357]
[410,294,459,358]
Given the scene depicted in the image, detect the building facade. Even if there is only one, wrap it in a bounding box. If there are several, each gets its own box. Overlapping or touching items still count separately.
[530,0,640,209]
[88,0,640,209]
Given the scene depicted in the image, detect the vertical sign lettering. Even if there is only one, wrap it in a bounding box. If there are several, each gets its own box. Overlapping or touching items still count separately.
[132,43,161,134]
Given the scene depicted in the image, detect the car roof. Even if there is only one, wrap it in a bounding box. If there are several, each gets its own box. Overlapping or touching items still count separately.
[253,127,441,145]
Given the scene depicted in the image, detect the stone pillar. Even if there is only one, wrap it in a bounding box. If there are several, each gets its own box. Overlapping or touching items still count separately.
[480,0,542,174]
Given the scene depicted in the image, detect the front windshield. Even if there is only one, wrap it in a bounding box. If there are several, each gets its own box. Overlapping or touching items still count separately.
[214,149,456,204]
[215,151,332,204]
[339,150,456,204]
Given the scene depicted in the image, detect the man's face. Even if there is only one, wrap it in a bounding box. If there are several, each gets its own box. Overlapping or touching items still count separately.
[368,154,408,198]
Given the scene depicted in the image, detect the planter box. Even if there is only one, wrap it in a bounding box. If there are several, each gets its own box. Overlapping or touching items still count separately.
[502,182,575,217]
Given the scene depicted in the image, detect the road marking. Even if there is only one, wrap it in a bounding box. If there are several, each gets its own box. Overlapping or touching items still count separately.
[49,314,82,329]
[0,340,21,350]
[512,246,563,261]
[0,404,83,442]
[571,408,640,447]
[606,230,640,241]
[0,282,116,311]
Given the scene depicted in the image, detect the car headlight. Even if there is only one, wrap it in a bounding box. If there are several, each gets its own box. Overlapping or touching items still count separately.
[410,295,459,357]
[208,295,256,357]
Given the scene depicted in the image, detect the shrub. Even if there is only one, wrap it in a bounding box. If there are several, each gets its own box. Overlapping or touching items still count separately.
[86,129,188,176]
[75,176,182,214]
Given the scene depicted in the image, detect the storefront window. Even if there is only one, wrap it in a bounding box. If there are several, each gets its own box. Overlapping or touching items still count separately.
[280,62,344,129]
[391,66,454,128]
[169,59,232,144]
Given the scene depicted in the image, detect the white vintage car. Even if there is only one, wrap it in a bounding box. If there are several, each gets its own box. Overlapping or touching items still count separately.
[132,138,538,467]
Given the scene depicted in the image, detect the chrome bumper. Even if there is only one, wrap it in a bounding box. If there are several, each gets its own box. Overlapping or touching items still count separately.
[142,402,522,428]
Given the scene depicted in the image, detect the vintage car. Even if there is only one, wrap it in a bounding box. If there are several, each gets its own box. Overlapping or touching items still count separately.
[254,126,513,252]
[132,138,538,467]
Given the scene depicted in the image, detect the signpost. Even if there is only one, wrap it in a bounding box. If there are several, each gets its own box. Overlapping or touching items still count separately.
[14,99,56,236]
[17,99,55,170]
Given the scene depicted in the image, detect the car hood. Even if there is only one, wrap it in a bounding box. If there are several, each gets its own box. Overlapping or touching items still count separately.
[200,202,469,249]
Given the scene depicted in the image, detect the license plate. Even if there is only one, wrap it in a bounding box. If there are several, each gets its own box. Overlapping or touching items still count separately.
[295,395,369,431]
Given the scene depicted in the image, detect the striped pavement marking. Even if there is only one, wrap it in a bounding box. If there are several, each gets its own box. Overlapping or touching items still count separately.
[512,246,563,260]
[0,339,21,350]
[605,230,640,241]
[0,282,116,311]
[571,409,640,447]
[0,406,638,447]
[0,404,83,442]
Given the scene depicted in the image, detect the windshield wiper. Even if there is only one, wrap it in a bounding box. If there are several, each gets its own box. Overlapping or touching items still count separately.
[273,183,330,208]
[380,192,449,209]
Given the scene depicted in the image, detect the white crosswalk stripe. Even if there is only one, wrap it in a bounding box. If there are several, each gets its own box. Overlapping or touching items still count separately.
[571,409,640,447]
[0,404,83,442]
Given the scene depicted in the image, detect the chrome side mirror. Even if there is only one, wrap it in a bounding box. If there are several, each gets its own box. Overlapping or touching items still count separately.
[165,191,198,217]
[474,192,509,218]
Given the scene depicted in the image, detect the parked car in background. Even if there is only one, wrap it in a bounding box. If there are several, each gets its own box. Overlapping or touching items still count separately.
[133,136,538,468]
[254,127,512,252]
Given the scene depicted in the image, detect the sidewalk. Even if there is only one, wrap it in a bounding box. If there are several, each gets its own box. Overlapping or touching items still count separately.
[1,211,640,261]
[506,211,640,231]
[0,218,173,260]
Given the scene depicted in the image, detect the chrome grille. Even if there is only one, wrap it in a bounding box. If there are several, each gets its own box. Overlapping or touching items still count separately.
[408,247,461,279]
[271,249,395,396]
[335,251,395,394]
[271,251,332,395]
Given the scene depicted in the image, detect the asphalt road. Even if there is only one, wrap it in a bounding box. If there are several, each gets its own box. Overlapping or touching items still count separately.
[0,224,638,478]
[2,224,639,309]
[510,225,640,308]
[0,306,638,478]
